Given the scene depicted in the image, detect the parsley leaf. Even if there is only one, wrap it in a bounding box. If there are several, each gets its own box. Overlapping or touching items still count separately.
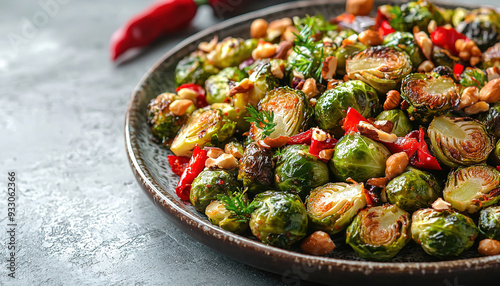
[244,104,276,139]
[217,190,257,223]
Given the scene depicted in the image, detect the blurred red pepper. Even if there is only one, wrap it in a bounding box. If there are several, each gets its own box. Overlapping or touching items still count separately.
[378,20,395,36]
[430,27,467,56]
[168,155,190,176]
[176,83,208,108]
[288,129,313,145]
[497,166,500,172]
[454,63,464,79]
[343,107,371,134]
[175,144,208,201]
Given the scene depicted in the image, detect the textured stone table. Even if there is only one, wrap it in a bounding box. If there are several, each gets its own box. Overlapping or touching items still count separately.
[0,0,497,285]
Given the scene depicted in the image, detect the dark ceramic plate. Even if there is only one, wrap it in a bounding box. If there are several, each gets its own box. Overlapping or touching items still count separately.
[125,0,500,284]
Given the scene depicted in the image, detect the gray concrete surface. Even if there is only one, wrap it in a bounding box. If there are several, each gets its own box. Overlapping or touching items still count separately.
[0,0,497,285]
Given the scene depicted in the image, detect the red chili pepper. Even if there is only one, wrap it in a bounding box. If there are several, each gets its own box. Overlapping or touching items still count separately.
[288,129,313,145]
[343,107,371,134]
[176,83,208,108]
[430,27,467,56]
[110,0,198,61]
[175,144,208,201]
[384,131,420,158]
[378,20,395,37]
[411,128,441,171]
[497,166,500,172]
[168,155,190,176]
[454,63,464,79]
[309,137,338,161]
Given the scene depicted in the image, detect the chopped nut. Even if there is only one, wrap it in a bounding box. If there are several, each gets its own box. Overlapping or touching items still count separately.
[267,17,293,40]
[358,30,383,46]
[373,120,394,134]
[225,144,243,159]
[252,42,277,60]
[259,136,289,148]
[177,88,198,102]
[383,90,401,110]
[431,198,451,211]
[346,0,374,16]
[427,20,437,34]
[169,99,194,116]
[282,26,299,42]
[312,127,329,142]
[455,39,482,66]
[321,56,337,80]
[293,70,305,79]
[228,78,253,97]
[478,239,500,256]
[301,231,336,256]
[464,101,489,115]
[367,177,388,188]
[458,86,479,110]
[385,152,409,179]
[357,121,397,143]
[318,149,335,161]
[206,153,238,169]
[327,79,343,90]
[302,78,319,98]
[205,158,217,168]
[478,78,500,103]
[414,31,433,60]
[271,60,285,79]
[417,60,435,73]
[207,148,224,159]
[486,67,500,81]
[250,19,268,39]
[198,36,218,53]
[274,40,293,60]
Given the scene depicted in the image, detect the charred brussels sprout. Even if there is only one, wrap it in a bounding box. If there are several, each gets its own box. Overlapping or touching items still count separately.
[375,109,412,137]
[491,139,500,166]
[249,191,308,248]
[275,145,329,198]
[411,208,478,258]
[456,8,500,52]
[314,80,379,135]
[427,116,495,168]
[250,87,311,140]
[460,67,488,89]
[346,46,412,94]
[482,43,500,69]
[443,165,500,213]
[190,169,239,212]
[234,61,281,109]
[389,0,445,32]
[386,167,441,213]
[306,182,367,234]
[383,32,425,67]
[210,103,249,133]
[432,47,460,69]
[401,74,460,124]
[478,206,500,240]
[205,68,246,104]
[330,133,391,182]
[477,101,500,138]
[346,205,411,260]
[175,52,219,87]
[170,108,236,157]
[205,200,248,234]
[335,41,367,77]
[238,143,274,196]
[212,37,257,69]
[147,93,192,146]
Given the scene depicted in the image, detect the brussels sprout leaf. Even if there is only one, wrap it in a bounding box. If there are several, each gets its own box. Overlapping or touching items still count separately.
[244,104,276,139]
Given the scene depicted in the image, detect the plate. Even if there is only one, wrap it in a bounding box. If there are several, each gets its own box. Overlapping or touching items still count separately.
[125,0,500,284]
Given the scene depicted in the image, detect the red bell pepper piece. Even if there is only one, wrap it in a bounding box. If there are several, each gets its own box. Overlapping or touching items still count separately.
[454,63,464,79]
[176,83,208,108]
[168,155,190,176]
[430,27,467,56]
[343,107,371,134]
[175,144,208,201]
[309,137,338,161]
[288,129,313,145]
[497,166,500,172]
[411,128,442,170]
[378,20,395,36]
[384,130,419,158]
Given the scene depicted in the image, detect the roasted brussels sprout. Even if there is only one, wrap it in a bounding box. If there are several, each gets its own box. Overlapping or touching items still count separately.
[477,101,500,138]
[432,47,460,70]
[211,103,249,133]
[375,109,412,137]
[346,205,411,260]
[205,67,246,104]
[249,191,308,248]
[389,0,445,32]
[170,108,236,157]
[175,52,219,87]
[460,67,488,89]
[478,206,500,240]
[238,143,274,196]
[147,92,192,146]
[190,169,240,212]
[346,46,413,94]
[386,167,441,213]
[314,80,379,135]
[330,133,391,182]
[205,199,248,234]
[401,74,460,124]
[456,8,500,52]
[482,43,500,69]
[250,87,311,140]
[443,165,500,213]
[212,37,257,69]
[383,32,425,67]
[275,145,329,198]
[335,41,367,77]
[411,208,478,258]
[490,139,500,166]
[427,116,495,168]
[306,182,367,235]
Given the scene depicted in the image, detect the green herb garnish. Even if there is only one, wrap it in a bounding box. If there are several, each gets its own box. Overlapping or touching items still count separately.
[244,104,276,139]
[217,190,257,223]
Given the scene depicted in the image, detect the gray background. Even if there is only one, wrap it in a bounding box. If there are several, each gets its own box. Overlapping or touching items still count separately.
[0,0,497,285]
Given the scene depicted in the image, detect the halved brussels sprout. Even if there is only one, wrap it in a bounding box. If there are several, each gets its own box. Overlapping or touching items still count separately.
[205,199,248,234]
[375,109,412,137]
[250,87,311,140]
[170,108,236,157]
[330,133,391,182]
[401,74,460,124]
[482,43,500,69]
[346,204,411,260]
[386,167,441,213]
[460,67,488,89]
[275,145,329,199]
[490,139,500,166]
[456,8,500,52]
[212,37,257,69]
[205,67,246,104]
[335,41,367,77]
[389,0,445,32]
[432,47,460,70]
[211,103,249,133]
[314,80,379,135]
[427,116,495,168]
[306,182,367,235]
[443,165,500,213]
[477,101,500,138]
[190,169,240,212]
[411,208,478,258]
[383,32,425,67]
[238,143,274,196]
[249,191,308,248]
[175,52,219,87]
[478,206,500,240]
[147,92,192,146]
[346,46,413,94]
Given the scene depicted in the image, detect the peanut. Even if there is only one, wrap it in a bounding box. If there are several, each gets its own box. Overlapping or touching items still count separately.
[464,101,489,115]
[478,239,500,256]
[479,78,500,103]
[358,30,383,46]
[177,88,198,102]
[207,148,224,159]
[251,42,276,60]
[417,60,435,73]
[250,19,268,39]
[169,99,194,116]
[383,90,401,110]
[346,0,374,16]
[282,26,299,42]
[267,17,293,40]
[385,152,409,179]
[301,231,336,256]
